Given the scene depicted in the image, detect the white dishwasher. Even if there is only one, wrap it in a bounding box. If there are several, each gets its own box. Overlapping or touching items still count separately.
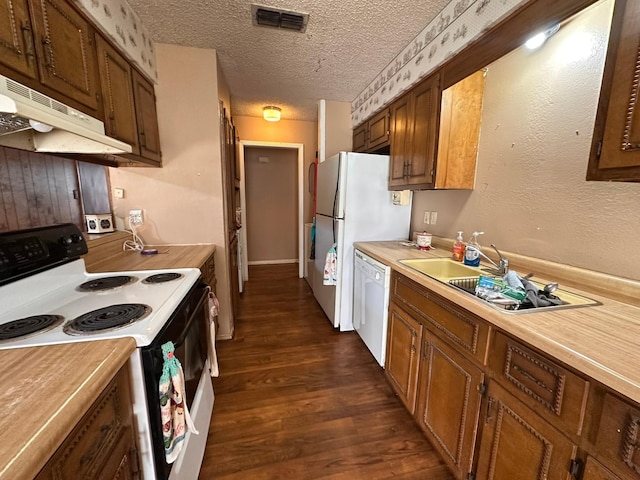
[353,249,391,367]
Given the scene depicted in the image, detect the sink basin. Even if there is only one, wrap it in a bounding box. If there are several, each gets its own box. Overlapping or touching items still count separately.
[399,258,482,281]
[398,258,601,314]
[448,276,601,314]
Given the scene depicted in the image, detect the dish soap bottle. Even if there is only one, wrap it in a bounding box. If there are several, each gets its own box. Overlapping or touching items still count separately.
[452,231,465,262]
[463,231,484,267]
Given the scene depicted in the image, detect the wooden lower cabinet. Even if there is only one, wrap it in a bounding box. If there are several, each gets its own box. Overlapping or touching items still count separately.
[36,366,139,479]
[475,381,578,480]
[583,456,624,480]
[416,332,484,479]
[202,252,217,294]
[385,301,423,414]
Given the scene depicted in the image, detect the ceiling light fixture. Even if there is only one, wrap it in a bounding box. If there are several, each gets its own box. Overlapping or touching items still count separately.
[524,24,560,50]
[263,106,281,122]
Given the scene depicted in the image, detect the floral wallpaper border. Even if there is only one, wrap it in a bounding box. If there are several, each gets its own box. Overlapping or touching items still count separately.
[351,0,531,126]
[72,0,158,82]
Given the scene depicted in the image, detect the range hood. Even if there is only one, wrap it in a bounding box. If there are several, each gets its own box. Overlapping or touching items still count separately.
[0,75,132,155]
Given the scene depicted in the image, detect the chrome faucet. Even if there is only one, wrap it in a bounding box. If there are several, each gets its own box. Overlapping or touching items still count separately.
[465,244,509,276]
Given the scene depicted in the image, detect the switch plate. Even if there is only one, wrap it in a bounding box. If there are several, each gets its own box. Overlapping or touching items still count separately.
[113,188,124,199]
[430,211,438,224]
[423,211,431,224]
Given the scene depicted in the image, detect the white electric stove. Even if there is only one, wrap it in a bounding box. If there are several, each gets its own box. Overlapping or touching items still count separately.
[0,224,214,480]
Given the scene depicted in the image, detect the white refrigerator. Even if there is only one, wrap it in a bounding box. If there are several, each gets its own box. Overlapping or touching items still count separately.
[312,152,411,331]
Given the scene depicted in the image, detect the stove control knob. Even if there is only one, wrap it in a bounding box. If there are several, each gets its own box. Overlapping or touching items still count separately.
[71,234,82,244]
[59,236,73,246]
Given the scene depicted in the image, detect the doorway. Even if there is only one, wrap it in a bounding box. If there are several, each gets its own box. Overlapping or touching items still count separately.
[238,141,305,280]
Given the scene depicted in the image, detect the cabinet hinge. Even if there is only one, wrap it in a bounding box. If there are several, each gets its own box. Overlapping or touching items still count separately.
[467,471,476,480]
[478,381,487,396]
[596,140,603,159]
[569,458,583,479]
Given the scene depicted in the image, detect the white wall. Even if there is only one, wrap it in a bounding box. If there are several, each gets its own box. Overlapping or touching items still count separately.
[109,44,235,338]
[411,0,640,281]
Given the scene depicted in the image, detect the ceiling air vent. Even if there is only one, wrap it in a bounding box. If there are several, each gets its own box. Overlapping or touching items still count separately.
[251,5,308,33]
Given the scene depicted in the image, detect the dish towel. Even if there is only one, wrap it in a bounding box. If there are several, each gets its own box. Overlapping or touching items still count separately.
[207,287,220,377]
[159,341,198,464]
[323,243,338,285]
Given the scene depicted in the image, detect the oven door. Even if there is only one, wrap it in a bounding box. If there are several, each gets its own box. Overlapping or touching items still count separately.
[141,280,213,479]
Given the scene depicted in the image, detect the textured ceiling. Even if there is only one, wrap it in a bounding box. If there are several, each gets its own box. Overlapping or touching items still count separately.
[126,0,451,121]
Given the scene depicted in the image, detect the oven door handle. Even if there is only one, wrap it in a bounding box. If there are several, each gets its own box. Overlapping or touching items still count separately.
[170,288,208,350]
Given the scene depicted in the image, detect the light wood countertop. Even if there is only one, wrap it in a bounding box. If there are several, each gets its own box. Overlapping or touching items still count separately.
[354,240,640,405]
[0,338,136,479]
[83,230,216,272]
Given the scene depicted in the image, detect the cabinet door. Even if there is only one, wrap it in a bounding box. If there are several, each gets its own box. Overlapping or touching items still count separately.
[353,123,367,152]
[587,0,640,181]
[367,108,390,151]
[132,70,161,163]
[96,36,139,154]
[28,0,99,111]
[0,0,37,80]
[385,302,422,414]
[476,381,578,480]
[96,426,139,480]
[389,95,412,188]
[583,456,624,480]
[416,332,483,479]
[407,73,440,187]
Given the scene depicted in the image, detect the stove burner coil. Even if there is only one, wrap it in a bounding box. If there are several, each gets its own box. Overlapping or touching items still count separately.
[63,304,151,335]
[77,275,136,292]
[0,315,64,341]
[142,272,183,284]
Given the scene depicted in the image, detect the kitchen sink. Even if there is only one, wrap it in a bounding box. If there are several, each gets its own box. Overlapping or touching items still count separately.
[398,258,601,314]
[447,276,601,314]
[399,258,482,281]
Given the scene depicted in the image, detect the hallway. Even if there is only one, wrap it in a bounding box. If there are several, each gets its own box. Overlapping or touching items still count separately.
[200,264,453,479]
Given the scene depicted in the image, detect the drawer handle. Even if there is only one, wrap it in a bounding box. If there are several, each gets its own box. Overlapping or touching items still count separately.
[511,364,553,394]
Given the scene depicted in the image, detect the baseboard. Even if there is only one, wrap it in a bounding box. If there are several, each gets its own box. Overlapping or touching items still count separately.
[248,259,299,265]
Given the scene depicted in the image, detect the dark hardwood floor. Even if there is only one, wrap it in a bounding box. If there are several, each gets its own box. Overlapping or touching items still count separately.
[200,264,452,479]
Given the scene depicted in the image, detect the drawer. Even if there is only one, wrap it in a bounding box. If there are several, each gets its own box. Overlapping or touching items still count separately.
[37,370,131,479]
[489,331,589,437]
[391,272,489,364]
[594,393,640,479]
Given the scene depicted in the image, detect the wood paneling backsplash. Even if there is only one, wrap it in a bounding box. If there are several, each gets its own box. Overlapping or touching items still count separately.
[0,146,83,232]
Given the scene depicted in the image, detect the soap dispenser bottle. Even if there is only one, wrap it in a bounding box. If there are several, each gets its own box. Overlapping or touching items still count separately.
[452,231,464,262]
[463,231,484,267]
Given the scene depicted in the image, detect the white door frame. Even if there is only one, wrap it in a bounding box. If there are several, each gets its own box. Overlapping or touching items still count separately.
[238,141,305,279]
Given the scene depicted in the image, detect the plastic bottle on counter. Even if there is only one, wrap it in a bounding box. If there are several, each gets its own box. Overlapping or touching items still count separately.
[463,231,484,267]
[452,231,465,262]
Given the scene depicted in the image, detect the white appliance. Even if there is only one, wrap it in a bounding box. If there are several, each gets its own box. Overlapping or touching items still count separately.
[312,152,411,331]
[353,249,391,367]
[0,224,214,480]
[0,74,131,154]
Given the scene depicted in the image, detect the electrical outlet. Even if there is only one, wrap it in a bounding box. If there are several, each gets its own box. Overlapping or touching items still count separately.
[129,209,143,225]
[423,211,431,224]
[430,211,438,225]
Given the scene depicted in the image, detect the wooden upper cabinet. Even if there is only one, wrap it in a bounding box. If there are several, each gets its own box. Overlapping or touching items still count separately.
[389,73,441,190]
[95,36,139,153]
[436,70,485,189]
[352,123,367,152]
[587,0,640,181]
[132,69,161,163]
[28,0,100,112]
[0,0,37,80]
[352,108,390,153]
